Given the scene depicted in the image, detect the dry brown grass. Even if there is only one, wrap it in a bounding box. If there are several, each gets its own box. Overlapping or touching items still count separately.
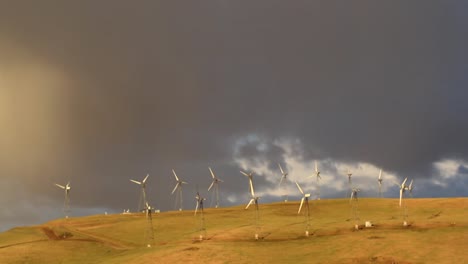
[0,198,466,263]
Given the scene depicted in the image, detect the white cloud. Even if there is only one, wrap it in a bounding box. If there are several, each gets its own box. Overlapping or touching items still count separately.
[232,136,404,200]
[432,159,467,186]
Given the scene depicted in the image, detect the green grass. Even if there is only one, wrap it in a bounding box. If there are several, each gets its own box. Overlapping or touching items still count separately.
[0,198,466,263]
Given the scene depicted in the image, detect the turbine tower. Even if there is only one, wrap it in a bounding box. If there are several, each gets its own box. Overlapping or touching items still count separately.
[130,174,149,212]
[240,170,261,240]
[278,163,289,202]
[171,169,188,211]
[313,161,321,200]
[55,182,71,218]
[377,169,383,198]
[208,167,223,208]
[295,181,311,237]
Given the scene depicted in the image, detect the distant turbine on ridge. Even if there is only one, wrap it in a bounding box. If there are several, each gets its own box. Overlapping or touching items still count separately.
[312,161,321,200]
[240,170,261,240]
[395,177,408,207]
[172,169,188,211]
[407,179,414,198]
[208,167,223,208]
[296,181,312,236]
[377,169,383,198]
[278,163,289,202]
[240,171,259,209]
[130,174,149,212]
[55,182,71,218]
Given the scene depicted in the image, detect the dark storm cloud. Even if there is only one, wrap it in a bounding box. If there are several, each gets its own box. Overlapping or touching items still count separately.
[0,1,467,230]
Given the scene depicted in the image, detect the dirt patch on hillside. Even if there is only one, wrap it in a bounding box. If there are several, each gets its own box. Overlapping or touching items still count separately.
[41,227,59,240]
[338,256,412,264]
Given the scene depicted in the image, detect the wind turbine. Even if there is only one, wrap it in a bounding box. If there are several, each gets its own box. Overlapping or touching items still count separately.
[395,177,408,207]
[349,186,361,230]
[313,161,321,200]
[208,167,223,208]
[194,192,206,216]
[240,170,261,240]
[55,182,71,218]
[171,169,188,211]
[130,174,149,212]
[144,201,154,247]
[278,163,289,202]
[194,192,207,240]
[295,181,311,237]
[407,179,414,198]
[240,171,258,209]
[347,169,353,187]
[350,187,360,202]
[377,169,383,198]
[394,177,409,226]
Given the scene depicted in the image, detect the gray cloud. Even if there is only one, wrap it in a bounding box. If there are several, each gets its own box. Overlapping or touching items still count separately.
[0,1,467,231]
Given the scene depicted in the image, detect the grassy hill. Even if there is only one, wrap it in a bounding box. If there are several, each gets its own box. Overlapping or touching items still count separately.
[0,198,466,264]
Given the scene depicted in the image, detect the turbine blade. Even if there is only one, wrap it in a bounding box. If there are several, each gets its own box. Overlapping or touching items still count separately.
[130,179,141,185]
[378,169,382,180]
[295,181,304,195]
[249,179,255,197]
[240,171,249,177]
[143,174,149,183]
[315,161,318,172]
[55,183,65,189]
[208,181,215,191]
[209,167,216,179]
[182,181,188,184]
[409,179,413,189]
[245,199,254,209]
[278,163,284,174]
[401,177,408,187]
[194,202,199,216]
[172,169,179,181]
[171,183,179,194]
[298,198,304,214]
[279,176,284,186]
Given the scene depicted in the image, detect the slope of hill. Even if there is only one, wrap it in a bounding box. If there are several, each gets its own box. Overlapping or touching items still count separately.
[0,198,466,264]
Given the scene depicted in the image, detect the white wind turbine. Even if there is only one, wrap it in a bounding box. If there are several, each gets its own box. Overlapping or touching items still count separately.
[407,179,414,198]
[395,177,409,226]
[194,192,206,216]
[240,170,261,240]
[395,177,408,207]
[55,182,71,218]
[295,181,311,237]
[171,169,188,211]
[130,174,149,212]
[313,161,321,200]
[350,187,361,202]
[349,186,361,230]
[144,201,154,247]
[378,169,383,198]
[278,163,289,202]
[208,167,223,208]
[194,192,207,240]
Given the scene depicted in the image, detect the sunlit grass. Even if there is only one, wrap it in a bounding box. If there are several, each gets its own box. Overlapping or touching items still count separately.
[0,198,466,263]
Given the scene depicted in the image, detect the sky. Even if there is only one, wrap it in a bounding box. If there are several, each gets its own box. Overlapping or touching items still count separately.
[0,1,467,231]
